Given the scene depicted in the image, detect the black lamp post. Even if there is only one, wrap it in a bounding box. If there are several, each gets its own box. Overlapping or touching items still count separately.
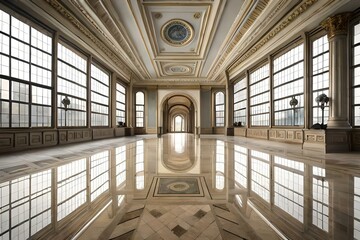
[289,96,298,126]
[315,93,329,129]
[61,96,70,126]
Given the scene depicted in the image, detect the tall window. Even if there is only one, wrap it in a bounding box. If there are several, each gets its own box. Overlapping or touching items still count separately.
[116,83,126,125]
[215,91,225,127]
[91,64,109,126]
[249,64,270,126]
[312,35,329,125]
[273,44,304,126]
[0,10,52,128]
[353,22,360,126]
[234,77,247,126]
[57,43,87,127]
[135,91,144,127]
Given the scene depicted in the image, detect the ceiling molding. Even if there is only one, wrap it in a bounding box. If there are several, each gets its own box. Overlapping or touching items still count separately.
[69,0,151,79]
[208,0,270,80]
[42,0,137,80]
[228,0,321,75]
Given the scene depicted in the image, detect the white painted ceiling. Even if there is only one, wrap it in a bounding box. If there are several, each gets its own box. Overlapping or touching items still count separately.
[103,0,245,82]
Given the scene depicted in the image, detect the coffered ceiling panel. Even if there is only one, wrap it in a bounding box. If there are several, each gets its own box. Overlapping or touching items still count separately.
[143,4,209,56]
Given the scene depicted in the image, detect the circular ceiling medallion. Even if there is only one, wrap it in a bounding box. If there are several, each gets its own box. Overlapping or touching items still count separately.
[161,19,194,47]
[169,66,190,73]
[164,64,192,75]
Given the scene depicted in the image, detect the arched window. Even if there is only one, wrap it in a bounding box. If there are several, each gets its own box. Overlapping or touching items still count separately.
[215,92,225,127]
[135,91,144,127]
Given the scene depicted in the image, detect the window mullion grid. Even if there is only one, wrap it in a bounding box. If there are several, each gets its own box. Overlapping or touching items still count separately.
[273,44,304,126]
[353,31,360,126]
[116,83,126,124]
[311,35,329,126]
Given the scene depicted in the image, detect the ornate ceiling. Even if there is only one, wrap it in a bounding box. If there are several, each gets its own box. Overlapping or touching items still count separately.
[12,0,360,85]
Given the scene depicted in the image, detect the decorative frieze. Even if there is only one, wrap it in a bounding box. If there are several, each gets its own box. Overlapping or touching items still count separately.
[247,129,268,139]
[44,0,134,80]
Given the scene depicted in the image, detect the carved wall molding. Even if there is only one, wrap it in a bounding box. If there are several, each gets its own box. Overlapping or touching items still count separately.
[228,0,320,75]
[43,0,135,80]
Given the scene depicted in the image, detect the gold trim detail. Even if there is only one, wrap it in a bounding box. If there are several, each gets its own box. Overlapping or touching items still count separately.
[321,13,352,39]
[44,0,137,80]
[194,12,201,19]
[209,0,270,79]
[161,19,194,47]
[154,12,162,19]
[227,0,319,76]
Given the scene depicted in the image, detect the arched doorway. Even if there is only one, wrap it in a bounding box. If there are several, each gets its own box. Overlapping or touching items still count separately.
[162,95,195,134]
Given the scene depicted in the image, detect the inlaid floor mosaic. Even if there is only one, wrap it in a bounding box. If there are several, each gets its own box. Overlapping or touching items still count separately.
[154,177,204,197]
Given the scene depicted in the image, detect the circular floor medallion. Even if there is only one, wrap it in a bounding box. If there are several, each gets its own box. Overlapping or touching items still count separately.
[167,181,190,192]
[161,19,194,47]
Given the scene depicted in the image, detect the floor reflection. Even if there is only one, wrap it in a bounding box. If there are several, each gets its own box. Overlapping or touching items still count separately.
[0,133,360,239]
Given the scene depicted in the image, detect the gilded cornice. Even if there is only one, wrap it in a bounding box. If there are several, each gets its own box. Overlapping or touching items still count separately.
[70,0,150,79]
[43,0,135,80]
[321,12,352,39]
[209,0,270,80]
[228,0,319,74]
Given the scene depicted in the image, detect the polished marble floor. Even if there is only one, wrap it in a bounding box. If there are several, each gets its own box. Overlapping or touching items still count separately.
[1,133,360,239]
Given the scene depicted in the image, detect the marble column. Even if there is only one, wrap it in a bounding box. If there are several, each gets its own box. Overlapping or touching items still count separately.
[321,13,352,152]
[321,13,351,129]
[225,71,234,136]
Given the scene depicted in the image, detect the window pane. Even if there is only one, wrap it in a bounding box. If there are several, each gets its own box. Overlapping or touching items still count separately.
[234,77,247,126]
[312,35,329,126]
[57,43,87,127]
[250,64,269,126]
[116,83,126,124]
[0,10,52,128]
[91,64,109,126]
[353,22,360,126]
[273,44,304,126]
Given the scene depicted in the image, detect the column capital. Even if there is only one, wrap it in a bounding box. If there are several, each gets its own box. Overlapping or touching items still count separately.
[321,13,351,39]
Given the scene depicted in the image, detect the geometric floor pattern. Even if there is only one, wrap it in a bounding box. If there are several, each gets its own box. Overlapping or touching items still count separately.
[132,205,222,240]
